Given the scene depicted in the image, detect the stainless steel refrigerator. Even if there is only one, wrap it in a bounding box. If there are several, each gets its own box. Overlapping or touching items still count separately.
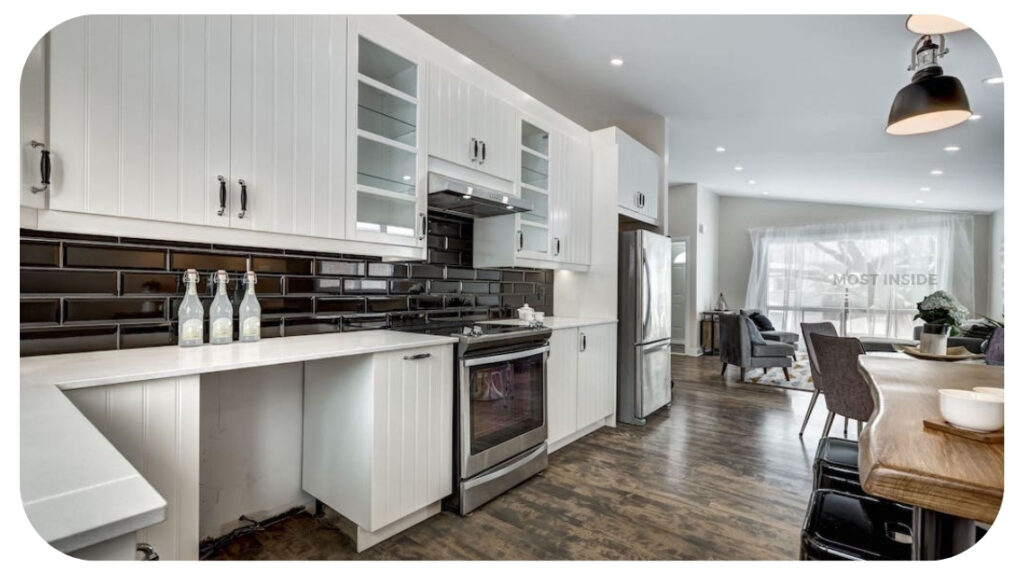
[617,230,673,425]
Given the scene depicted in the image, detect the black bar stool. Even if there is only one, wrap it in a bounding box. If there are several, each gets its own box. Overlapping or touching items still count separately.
[801,489,914,560]
[813,437,864,496]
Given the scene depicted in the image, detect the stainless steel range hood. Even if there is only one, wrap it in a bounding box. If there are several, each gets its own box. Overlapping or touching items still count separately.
[427,172,532,218]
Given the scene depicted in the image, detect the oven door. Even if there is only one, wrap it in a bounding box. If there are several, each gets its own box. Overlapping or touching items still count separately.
[460,345,549,479]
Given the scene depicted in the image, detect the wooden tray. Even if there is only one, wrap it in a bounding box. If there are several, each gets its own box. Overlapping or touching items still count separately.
[900,345,986,362]
[923,418,1004,443]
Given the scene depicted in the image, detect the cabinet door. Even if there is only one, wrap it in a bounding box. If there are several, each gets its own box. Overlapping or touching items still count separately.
[518,118,552,260]
[616,135,642,214]
[20,37,46,209]
[229,16,348,238]
[637,145,660,219]
[49,16,231,226]
[577,323,616,428]
[476,92,517,181]
[546,328,579,445]
[426,63,476,171]
[370,345,453,530]
[348,23,426,247]
[64,376,200,561]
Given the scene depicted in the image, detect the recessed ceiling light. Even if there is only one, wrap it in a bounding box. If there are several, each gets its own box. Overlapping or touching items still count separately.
[969,114,983,121]
[748,179,756,185]
[920,187,931,192]
[609,58,624,67]
[983,76,1004,85]
[733,165,743,172]
[931,169,944,176]
[915,199,925,204]
[402,175,412,181]
[943,145,961,152]
[715,146,726,153]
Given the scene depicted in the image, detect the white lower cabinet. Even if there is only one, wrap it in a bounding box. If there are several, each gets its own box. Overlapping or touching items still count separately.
[302,344,453,551]
[64,376,201,561]
[546,323,616,450]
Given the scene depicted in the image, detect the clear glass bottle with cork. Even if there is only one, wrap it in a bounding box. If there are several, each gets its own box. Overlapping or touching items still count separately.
[209,270,234,344]
[239,271,261,342]
[177,269,204,347]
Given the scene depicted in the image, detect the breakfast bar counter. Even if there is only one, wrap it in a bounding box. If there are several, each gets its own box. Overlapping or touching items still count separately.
[857,355,1004,558]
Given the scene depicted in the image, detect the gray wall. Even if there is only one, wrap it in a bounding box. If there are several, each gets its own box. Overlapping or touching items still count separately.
[989,207,1004,318]
[716,195,993,317]
[667,184,719,354]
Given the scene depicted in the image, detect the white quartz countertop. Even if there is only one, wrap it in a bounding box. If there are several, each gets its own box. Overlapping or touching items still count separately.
[22,329,458,390]
[21,329,457,553]
[481,316,617,330]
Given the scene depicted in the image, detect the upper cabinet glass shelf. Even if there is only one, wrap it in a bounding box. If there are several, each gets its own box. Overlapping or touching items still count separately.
[358,37,417,98]
[358,81,417,146]
[522,121,549,156]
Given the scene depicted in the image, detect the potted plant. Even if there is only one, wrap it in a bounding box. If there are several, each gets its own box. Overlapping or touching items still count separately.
[914,290,969,355]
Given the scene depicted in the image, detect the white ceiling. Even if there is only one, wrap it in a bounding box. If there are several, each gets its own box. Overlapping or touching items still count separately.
[441,15,1004,213]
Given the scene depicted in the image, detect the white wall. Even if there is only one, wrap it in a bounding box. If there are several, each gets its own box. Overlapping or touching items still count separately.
[989,207,1004,318]
[715,195,993,317]
[667,184,719,354]
[200,364,311,540]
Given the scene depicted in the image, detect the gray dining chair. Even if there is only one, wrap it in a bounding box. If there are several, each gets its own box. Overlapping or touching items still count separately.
[798,322,838,437]
[809,332,874,439]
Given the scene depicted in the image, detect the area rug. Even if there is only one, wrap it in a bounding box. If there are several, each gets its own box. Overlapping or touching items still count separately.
[739,351,814,392]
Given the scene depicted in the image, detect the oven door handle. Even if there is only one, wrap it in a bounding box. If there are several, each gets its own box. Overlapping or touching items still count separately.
[462,345,550,367]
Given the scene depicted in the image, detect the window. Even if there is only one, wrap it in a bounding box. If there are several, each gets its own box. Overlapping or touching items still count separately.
[746,215,974,340]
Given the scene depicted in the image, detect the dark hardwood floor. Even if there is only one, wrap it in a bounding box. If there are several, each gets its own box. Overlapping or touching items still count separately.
[209,354,847,560]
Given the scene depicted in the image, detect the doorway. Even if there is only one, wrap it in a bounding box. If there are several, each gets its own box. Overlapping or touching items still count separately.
[671,238,689,354]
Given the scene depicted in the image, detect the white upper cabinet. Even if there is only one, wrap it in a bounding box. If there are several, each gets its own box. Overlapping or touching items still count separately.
[347,21,427,248]
[615,129,659,223]
[49,16,233,226]
[229,16,348,239]
[426,63,516,182]
[20,37,47,209]
[550,131,592,267]
[517,118,552,259]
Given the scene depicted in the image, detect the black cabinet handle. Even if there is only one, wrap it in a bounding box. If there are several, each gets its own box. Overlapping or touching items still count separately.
[517,230,524,252]
[30,140,49,194]
[556,237,562,256]
[136,543,159,561]
[217,176,227,216]
[403,352,431,361]
[237,179,247,219]
[481,141,487,163]
[419,212,427,241]
[471,138,479,162]
[580,332,587,352]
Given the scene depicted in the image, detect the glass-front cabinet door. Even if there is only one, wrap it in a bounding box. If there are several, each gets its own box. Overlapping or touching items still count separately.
[348,26,426,246]
[517,119,551,258]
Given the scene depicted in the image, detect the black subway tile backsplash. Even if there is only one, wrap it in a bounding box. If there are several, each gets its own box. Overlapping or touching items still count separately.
[21,241,60,267]
[170,251,248,272]
[64,298,168,323]
[65,244,167,270]
[22,270,118,295]
[19,212,552,356]
[21,299,60,325]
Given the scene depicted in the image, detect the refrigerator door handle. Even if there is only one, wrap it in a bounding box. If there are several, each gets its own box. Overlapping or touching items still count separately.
[641,247,651,339]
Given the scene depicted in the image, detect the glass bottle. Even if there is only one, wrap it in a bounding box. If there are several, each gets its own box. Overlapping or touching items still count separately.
[239,271,261,343]
[177,269,204,347]
[209,270,234,344]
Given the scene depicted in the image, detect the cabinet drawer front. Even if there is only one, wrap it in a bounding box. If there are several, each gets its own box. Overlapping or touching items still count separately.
[370,344,453,529]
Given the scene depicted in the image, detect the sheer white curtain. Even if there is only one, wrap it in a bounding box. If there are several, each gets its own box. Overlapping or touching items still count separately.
[745,214,974,340]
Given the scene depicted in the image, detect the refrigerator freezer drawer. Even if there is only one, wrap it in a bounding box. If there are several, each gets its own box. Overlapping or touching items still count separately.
[637,339,672,419]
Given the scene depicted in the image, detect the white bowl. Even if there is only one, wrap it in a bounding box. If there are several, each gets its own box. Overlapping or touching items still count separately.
[938,389,1004,432]
[973,387,1005,400]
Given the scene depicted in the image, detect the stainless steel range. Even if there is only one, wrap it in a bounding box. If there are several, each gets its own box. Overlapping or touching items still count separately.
[395,320,551,514]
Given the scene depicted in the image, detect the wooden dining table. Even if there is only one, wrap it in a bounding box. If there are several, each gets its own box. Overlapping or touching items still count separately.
[857,355,1004,559]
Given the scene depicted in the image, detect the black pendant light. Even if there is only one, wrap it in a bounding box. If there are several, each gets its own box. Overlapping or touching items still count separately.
[887,34,972,135]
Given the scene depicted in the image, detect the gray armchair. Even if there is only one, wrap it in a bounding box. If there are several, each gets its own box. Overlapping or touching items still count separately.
[720,313,797,381]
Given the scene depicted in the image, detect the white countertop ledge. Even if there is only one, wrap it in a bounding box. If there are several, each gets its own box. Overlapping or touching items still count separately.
[22,330,458,390]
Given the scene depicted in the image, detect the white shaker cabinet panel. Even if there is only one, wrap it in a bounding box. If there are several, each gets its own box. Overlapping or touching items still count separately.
[567,134,594,267]
[303,344,452,547]
[576,323,616,428]
[229,15,347,238]
[615,129,659,223]
[64,375,200,561]
[20,37,47,209]
[426,63,516,182]
[49,16,232,227]
[546,327,579,445]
